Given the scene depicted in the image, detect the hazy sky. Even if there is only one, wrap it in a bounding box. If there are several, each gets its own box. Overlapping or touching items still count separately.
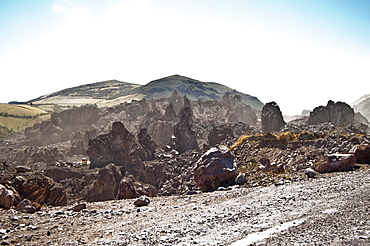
[1,0,369,115]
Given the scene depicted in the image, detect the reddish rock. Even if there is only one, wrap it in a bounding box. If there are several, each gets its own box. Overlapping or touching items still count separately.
[194,145,237,192]
[117,173,158,199]
[84,164,122,202]
[14,175,67,206]
[314,154,356,173]
[72,202,87,212]
[349,144,370,164]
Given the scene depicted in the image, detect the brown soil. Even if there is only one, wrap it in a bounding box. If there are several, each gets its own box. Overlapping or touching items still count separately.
[1,168,369,246]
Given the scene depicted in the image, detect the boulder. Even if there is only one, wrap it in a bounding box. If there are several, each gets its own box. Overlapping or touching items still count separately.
[133,195,151,207]
[14,175,67,206]
[83,164,123,202]
[194,145,237,192]
[72,202,87,212]
[261,102,286,133]
[235,173,247,185]
[305,168,317,178]
[314,154,356,173]
[349,144,370,164]
[0,184,17,209]
[308,100,354,126]
[148,121,174,148]
[117,173,158,199]
[14,199,40,213]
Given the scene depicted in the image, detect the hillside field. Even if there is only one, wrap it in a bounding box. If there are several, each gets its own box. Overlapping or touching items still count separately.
[0,104,50,138]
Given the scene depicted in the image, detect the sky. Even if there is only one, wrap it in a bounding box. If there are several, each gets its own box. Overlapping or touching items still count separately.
[0,0,369,115]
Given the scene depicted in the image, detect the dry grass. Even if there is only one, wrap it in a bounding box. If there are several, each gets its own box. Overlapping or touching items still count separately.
[230,135,251,151]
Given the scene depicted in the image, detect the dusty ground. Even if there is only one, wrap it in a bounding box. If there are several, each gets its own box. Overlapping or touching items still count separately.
[1,168,370,246]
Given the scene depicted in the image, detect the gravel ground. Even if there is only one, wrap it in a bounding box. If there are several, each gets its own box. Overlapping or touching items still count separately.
[1,168,369,246]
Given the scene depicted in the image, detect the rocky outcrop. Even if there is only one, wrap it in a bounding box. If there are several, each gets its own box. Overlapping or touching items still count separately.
[83,164,122,202]
[314,154,356,173]
[261,102,286,133]
[137,128,157,161]
[173,106,199,154]
[349,144,370,164]
[45,167,84,183]
[148,121,174,148]
[194,145,237,192]
[87,122,154,168]
[308,100,354,126]
[164,103,177,121]
[12,175,67,206]
[13,146,65,166]
[51,104,99,130]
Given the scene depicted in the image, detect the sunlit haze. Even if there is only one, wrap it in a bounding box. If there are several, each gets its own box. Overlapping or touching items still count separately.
[1,0,369,115]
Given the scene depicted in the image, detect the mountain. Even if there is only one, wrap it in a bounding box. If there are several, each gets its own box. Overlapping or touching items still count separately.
[129,75,263,110]
[353,93,370,121]
[24,75,263,112]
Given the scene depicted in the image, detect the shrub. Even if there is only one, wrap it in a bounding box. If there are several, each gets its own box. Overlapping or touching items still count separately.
[230,135,250,151]
[276,131,297,142]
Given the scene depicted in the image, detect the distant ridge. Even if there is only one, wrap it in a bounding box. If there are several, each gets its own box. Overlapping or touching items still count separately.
[26,75,264,111]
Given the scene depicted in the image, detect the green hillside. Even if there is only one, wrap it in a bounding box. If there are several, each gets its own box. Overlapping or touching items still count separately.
[0,104,50,139]
[130,75,264,110]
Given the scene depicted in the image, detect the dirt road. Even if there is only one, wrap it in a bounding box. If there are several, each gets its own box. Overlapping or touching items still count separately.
[1,168,369,245]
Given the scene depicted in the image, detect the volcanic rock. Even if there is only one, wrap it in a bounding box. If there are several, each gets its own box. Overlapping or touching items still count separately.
[148,121,174,148]
[314,154,356,173]
[208,124,234,146]
[0,184,17,209]
[164,103,177,121]
[349,144,370,164]
[305,168,317,178]
[83,163,122,202]
[72,202,87,212]
[194,145,237,192]
[87,122,146,168]
[14,199,39,213]
[117,173,158,199]
[137,128,157,161]
[133,195,151,207]
[13,175,67,206]
[235,173,247,185]
[261,102,286,133]
[308,100,354,126]
[173,105,199,154]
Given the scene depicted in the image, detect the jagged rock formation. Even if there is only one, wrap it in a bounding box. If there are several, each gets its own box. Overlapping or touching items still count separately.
[261,102,286,133]
[308,100,354,126]
[87,122,156,168]
[194,145,237,192]
[173,105,199,154]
